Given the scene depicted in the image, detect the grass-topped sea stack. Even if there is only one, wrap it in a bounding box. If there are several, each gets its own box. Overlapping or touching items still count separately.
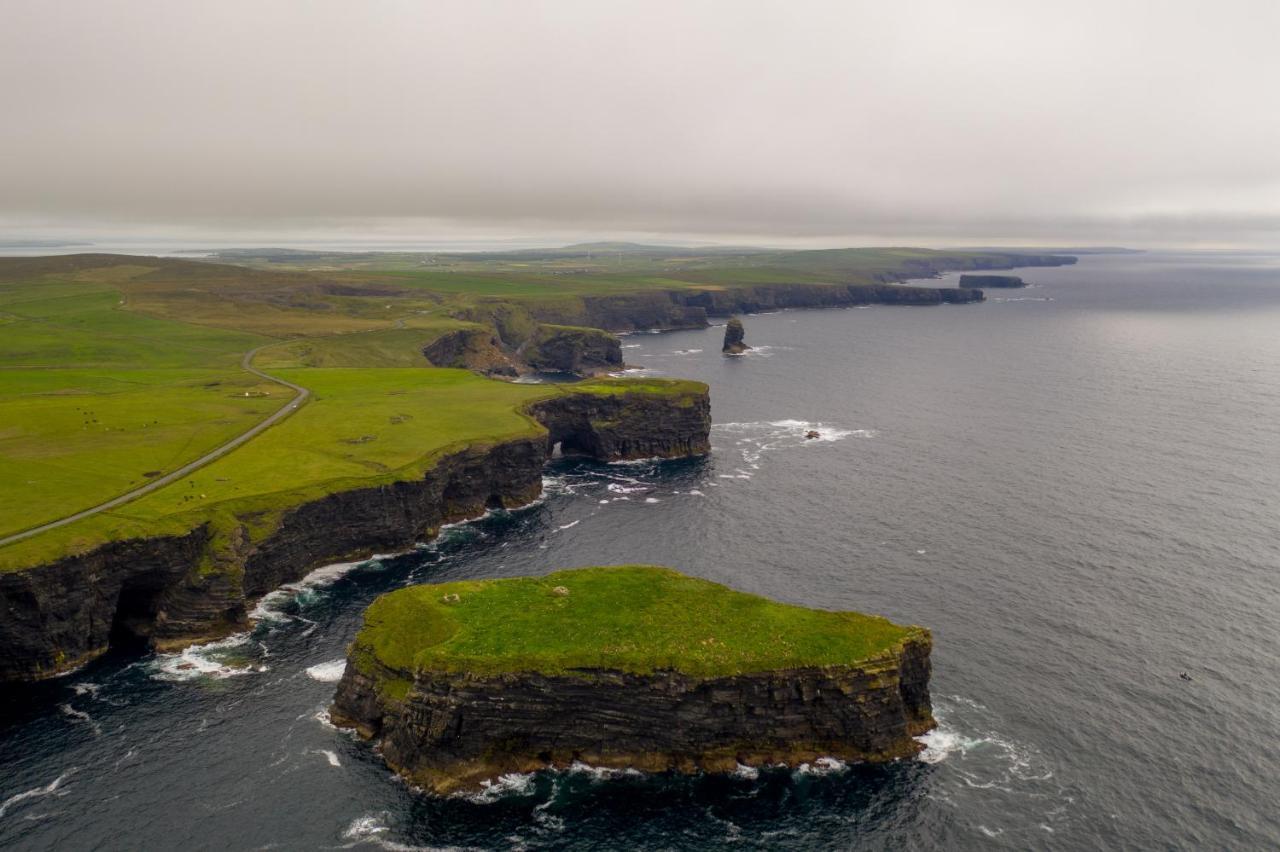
[331,565,935,793]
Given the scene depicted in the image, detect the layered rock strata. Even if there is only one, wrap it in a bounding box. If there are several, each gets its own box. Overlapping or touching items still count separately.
[330,567,934,794]
[0,385,710,683]
[333,645,934,794]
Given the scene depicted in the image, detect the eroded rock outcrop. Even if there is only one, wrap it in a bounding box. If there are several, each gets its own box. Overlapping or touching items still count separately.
[518,324,623,375]
[722,317,749,354]
[0,383,710,683]
[528,382,711,460]
[422,328,519,376]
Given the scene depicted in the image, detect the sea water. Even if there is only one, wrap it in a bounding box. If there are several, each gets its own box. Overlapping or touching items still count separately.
[3,252,1280,849]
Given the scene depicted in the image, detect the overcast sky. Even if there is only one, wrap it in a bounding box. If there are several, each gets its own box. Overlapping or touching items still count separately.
[3,0,1279,249]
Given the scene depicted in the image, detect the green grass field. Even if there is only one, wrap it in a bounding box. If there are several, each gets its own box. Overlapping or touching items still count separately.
[0,367,557,569]
[0,245,1063,571]
[353,565,918,679]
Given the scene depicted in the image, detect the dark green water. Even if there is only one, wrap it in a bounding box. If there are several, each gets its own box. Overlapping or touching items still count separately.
[3,252,1279,850]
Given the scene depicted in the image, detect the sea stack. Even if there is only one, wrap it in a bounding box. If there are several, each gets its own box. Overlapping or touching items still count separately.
[722,317,750,354]
[331,565,935,794]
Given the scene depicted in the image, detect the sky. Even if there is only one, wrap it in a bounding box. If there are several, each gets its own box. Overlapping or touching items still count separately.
[3,0,1279,250]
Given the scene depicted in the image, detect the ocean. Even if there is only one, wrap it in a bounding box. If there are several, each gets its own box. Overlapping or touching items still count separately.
[2,251,1279,850]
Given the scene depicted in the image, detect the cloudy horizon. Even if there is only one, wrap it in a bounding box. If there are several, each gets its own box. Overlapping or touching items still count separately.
[4,0,1279,251]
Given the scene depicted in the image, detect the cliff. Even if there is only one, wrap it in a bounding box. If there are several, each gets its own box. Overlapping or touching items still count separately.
[958,274,1026,288]
[421,328,519,376]
[0,381,710,683]
[517,324,623,375]
[456,254,1075,342]
[330,566,935,794]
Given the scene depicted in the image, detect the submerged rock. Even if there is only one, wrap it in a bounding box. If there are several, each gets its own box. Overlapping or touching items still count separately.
[722,317,750,355]
[330,566,934,794]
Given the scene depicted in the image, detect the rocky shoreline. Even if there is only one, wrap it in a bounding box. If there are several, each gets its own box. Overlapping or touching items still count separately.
[0,385,711,683]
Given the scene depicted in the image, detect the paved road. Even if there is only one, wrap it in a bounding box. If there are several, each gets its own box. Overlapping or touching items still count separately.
[0,345,310,548]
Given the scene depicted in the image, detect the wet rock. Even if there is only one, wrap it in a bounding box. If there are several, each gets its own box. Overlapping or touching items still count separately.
[722,317,750,355]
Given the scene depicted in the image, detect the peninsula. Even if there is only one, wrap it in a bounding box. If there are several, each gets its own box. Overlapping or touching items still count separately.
[330,565,935,793]
[0,245,1071,683]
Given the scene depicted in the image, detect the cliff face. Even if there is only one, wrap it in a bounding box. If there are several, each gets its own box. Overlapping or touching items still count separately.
[0,386,711,683]
[518,324,623,375]
[330,633,934,794]
[422,328,519,376]
[959,274,1026,288]
[528,388,711,460]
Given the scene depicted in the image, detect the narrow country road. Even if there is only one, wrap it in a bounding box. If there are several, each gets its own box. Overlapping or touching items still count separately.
[0,345,310,548]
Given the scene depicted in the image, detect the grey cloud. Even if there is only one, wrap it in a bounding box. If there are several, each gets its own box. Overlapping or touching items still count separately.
[2,0,1278,248]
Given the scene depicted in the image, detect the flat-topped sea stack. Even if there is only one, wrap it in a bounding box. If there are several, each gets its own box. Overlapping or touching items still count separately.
[958,274,1026,288]
[330,566,935,794]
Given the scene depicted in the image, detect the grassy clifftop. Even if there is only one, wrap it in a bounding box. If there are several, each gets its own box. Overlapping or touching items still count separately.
[352,565,920,680]
[0,373,701,572]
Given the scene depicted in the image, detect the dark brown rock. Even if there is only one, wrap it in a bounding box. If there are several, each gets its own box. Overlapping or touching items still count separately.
[422,328,519,376]
[722,317,749,354]
[330,633,935,794]
[958,274,1026,288]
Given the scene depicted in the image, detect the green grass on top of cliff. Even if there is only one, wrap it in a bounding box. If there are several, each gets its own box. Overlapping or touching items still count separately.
[570,377,707,399]
[0,373,706,572]
[353,566,921,680]
[0,245,1057,566]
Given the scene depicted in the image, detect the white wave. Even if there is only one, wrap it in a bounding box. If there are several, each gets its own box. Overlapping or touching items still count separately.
[794,757,848,776]
[57,703,101,736]
[340,813,428,851]
[712,419,873,465]
[732,763,760,780]
[688,489,706,497]
[511,375,544,383]
[644,497,660,503]
[457,772,537,804]
[315,749,342,768]
[556,520,580,531]
[566,761,644,781]
[150,633,264,682]
[250,555,385,623]
[0,769,75,819]
[307,660,347,682]
[70,682,100,698]
[621,343,642,349]
[606,456,664,466]
[916,727,974,764]
[668,348,702,355]
[606,482,647,494]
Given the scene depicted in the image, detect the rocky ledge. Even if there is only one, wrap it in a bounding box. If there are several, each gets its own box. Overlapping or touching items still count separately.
[958,274,1026,288]
[0,381,709,683]
[331,566,934,794]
